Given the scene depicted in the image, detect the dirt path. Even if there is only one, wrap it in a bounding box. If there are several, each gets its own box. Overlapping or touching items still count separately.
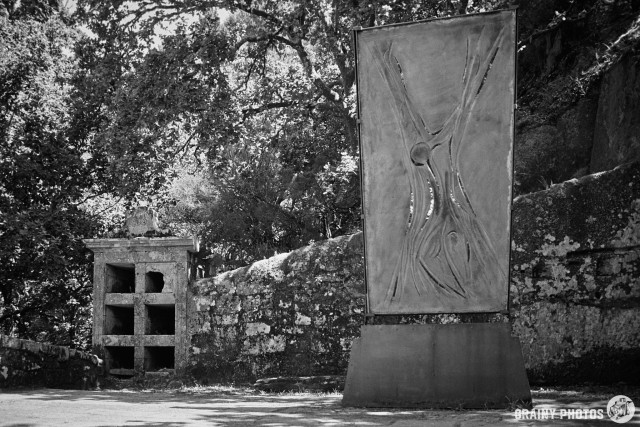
[0,388,638,426]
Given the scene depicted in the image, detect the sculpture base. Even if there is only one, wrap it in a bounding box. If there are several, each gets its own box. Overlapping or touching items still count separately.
[342,323,531,409]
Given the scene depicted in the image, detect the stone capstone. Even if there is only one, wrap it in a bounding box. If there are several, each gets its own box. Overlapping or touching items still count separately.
[124,207,163,236]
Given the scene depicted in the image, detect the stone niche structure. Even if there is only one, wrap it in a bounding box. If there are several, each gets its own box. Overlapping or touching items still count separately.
[85,217,198,377]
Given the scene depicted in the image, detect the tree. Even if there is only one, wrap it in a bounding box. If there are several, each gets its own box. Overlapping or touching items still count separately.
[1,0,636,346]
[75,1,499,269]
[1,0,61,21]
[0,12,92,345]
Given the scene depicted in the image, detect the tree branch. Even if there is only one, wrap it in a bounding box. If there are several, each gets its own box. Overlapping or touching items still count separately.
[233,26,285,52]
[310,1,351,94]
[241,101,295,117]
[232,1,282,26]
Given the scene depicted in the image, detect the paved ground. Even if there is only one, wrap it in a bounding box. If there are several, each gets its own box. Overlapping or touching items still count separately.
[1,387,639,426]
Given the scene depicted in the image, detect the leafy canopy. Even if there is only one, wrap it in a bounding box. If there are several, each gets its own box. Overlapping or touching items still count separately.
[76,0,498,269]
[0,5,95,346]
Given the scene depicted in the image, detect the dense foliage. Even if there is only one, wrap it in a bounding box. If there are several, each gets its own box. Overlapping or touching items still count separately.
[75,0,509,272]
[0,1,94,346]
[1,0,638,347]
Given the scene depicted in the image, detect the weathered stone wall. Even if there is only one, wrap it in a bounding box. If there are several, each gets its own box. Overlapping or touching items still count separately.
[511,162,640,384]
[188,163,640,384]
[188,234,365,383]
[0,335,102,389]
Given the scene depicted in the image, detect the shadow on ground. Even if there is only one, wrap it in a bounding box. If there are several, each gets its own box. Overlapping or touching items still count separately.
[1,386,639,426]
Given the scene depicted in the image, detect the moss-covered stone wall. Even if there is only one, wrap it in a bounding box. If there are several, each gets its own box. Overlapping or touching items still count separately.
[511,162,640,384]
[187,233,365,383]
[188,163,640,384]
[0,335,102,389]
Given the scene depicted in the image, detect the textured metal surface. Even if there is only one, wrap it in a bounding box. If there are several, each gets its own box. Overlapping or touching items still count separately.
[342,324,532,408]
[356,11,516,314]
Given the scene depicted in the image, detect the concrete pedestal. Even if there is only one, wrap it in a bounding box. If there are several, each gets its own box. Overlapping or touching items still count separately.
[342,323,531,408]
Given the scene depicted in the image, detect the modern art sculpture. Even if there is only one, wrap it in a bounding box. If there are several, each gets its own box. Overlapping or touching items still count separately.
[343,10,531,408]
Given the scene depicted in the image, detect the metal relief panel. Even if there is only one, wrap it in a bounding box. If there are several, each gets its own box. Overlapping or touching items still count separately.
[357,11,516,314]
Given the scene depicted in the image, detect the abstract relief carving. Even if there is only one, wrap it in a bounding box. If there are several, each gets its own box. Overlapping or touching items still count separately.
[357,12,516,313]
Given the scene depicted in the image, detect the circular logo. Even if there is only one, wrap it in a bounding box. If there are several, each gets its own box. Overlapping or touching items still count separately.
[607,395,635,424]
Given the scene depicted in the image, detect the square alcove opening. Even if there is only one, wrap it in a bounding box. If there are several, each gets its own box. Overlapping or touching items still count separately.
[105,264,135,293]
[105,346,134,371]
[145,305,175,335]
[144,346,175,372]
[104,305,134,335]
[144,271,165,293]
